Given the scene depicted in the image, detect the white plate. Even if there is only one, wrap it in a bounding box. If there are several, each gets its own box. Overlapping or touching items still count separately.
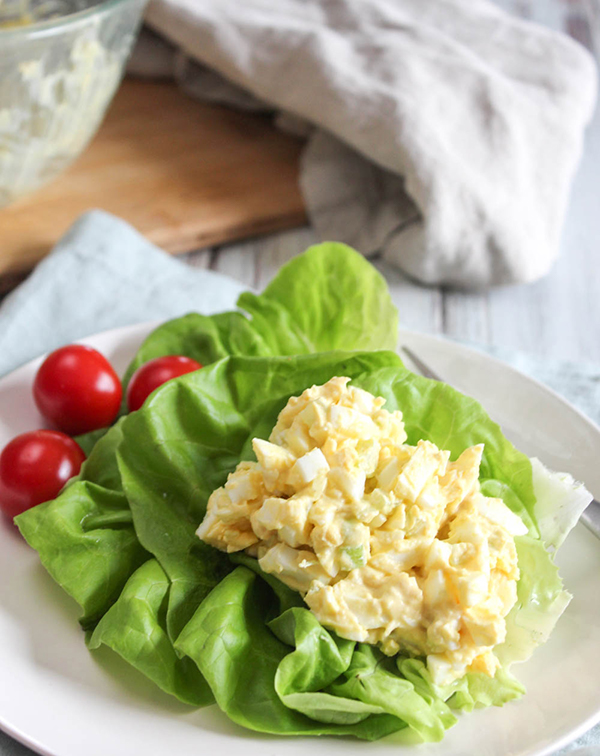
[1,322,599,756]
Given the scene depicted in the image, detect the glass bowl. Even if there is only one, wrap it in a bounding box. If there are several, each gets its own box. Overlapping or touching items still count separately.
[0,0,147,207]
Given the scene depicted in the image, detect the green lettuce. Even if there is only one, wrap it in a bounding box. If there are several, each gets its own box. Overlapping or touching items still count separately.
[176,566,405,740]
[16,422,148,629]
[121,241,398,392]
[354,367,538,534]
[116,351,403,641]
[88,559,213,706]
[76,241,398,452]
[109,351,568,740]
[14,242,579,744]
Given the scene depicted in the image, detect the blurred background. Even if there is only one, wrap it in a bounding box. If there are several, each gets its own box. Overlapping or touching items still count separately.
[0,0,598,364]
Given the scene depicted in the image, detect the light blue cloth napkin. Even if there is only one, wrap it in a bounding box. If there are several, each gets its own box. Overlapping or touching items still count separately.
[0,210,598,755]
[0,210,246,378]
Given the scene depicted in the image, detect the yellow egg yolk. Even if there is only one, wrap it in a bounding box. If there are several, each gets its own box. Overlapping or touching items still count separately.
[197,376,527,685]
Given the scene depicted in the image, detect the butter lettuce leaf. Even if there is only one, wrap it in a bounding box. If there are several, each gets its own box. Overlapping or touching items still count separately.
[398,658,525,713]
[111,350,553,739]
[77,242,398,454]
[15,423,148,629]
[176,566,406,740]
[353,369,574,669]
[120,311,271,392]
[122,242,398,392]
[237,242,398,355]
[116,351,403,640]
[353,368,539,534]
[496,536,571,667]
[88,559,213,706]
[529,457,592,553]
[16,480,145,629]
[269,607,378,725]
[331,645,456,741]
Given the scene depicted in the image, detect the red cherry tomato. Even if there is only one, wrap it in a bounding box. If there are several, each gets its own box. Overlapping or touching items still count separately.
[34,345,122,435]
[126,355,203,412]
[0,430,85,519]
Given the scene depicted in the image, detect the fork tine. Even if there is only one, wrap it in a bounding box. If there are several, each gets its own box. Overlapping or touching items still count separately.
[400,346,443,381]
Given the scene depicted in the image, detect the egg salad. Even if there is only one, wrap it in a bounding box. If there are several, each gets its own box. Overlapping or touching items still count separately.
[197,377,528,686]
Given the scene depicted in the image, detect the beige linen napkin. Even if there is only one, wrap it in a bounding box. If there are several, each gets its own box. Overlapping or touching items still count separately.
[130,0,597,288]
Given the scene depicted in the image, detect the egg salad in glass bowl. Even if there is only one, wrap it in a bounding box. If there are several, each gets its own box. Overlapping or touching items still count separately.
[198,377,529,687]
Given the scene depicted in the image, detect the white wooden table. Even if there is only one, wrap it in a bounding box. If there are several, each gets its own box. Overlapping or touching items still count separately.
[180,0,600,366]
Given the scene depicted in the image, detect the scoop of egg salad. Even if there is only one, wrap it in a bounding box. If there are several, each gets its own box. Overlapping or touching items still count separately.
[197,377,529,686]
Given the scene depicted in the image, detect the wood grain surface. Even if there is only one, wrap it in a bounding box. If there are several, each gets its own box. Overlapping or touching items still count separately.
[0,79,306,276]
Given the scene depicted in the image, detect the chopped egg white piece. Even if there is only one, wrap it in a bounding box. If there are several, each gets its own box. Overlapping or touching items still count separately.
[197,377,525,686]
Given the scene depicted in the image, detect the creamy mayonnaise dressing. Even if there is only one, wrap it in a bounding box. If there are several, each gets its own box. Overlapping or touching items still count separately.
[197,377,527,685]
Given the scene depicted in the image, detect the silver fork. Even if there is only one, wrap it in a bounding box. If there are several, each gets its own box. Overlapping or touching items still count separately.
[401,345,600,541]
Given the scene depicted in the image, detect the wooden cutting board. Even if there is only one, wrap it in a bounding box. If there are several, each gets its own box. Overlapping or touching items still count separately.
[0,79,306,279]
